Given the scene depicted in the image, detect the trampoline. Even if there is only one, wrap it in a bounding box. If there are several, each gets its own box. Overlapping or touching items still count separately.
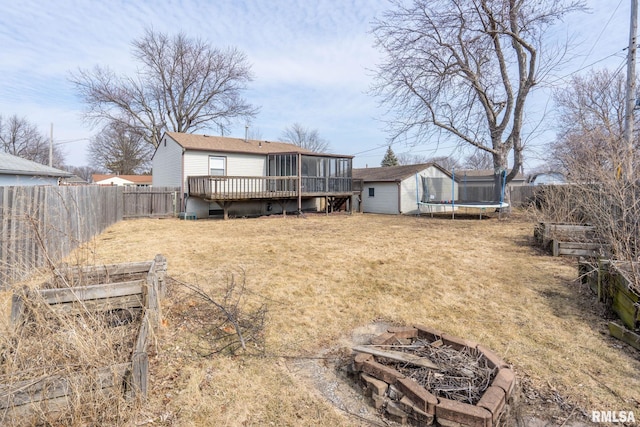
[416,169,509,219]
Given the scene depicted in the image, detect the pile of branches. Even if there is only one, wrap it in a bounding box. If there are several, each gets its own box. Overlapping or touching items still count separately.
[377,339,495,405]
[170,274,267,356]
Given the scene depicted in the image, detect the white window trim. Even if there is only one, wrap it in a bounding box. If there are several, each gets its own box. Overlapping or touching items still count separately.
[209,156,226,176]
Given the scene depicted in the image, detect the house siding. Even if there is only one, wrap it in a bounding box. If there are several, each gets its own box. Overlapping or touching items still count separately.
[152,136,183,188]
[226,153,266,176]
[362,182,399,215]
[400,176,420,214]
[183,151,266,180]
[415,167,456,213]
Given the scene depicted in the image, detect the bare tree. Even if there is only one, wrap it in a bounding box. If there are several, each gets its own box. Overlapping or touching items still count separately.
[464,150,494,170]
[246,125,263,141]
[371,0,585,200]
[88,122,154,174]
[551,69,633,179]
[536,69,640,266]
[280,123,330,153]
[397,152,430,165]
[396,152,460,170]
[67,165,103,183]
[70,29,258,150]
[427,156,461,171]
[0,114,66,168]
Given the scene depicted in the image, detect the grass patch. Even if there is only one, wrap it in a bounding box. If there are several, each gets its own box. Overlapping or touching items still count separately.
[6,212,639,425]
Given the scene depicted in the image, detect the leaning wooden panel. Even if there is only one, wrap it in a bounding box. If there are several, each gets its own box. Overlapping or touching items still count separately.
[37,280,145,304]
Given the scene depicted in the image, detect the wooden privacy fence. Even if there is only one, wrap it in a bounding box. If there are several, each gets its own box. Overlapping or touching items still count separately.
[0,185,122,289]
[122,186,179,219]
[1,255,167,423]
[0,185,179,289]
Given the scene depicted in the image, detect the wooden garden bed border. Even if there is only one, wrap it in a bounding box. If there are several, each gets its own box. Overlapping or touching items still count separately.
[534,222,607,258]
[1,254,166,420]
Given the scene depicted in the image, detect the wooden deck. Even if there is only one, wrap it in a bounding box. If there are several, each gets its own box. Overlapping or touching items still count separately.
[188,176,355,201]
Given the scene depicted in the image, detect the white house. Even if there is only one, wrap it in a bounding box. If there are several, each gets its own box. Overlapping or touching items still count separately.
[152,132,354,219]
[353,163,453,215]
[0,151,72,186]
[92,174,152,186]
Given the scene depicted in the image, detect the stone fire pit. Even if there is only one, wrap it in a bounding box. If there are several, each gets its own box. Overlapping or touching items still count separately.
[351,325,516,426]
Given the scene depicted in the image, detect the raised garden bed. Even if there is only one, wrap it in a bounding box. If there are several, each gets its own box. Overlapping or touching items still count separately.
[0,255,166,425]
[534,222,608,258]
[351,325,515,427]
[579,259,640,350]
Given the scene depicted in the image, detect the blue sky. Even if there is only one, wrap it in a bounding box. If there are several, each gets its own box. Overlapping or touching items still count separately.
[0,0,632,171]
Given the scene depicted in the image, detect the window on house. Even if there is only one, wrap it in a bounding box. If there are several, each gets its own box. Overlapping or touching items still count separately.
[368,187,375,197]
[209,156,226,176]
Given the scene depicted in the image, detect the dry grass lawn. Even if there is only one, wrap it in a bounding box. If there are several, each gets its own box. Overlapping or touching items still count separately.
[6,212,640,426]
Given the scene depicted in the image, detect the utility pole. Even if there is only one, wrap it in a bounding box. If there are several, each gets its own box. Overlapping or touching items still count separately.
[624,0,638,181]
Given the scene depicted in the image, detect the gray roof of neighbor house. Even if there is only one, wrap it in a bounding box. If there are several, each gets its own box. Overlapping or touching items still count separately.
[456,169,525,182]
[0,151,72,177]
[353,163,450,182]
[164,132,353,158]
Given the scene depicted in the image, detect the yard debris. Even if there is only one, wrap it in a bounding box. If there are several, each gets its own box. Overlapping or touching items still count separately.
[373,338,495,405]
[169,274,267,356]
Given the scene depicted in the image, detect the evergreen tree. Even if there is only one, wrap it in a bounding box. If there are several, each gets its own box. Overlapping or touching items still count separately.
[381,146,399,166]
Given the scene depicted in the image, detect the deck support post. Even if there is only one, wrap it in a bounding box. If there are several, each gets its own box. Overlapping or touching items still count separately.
[221,201,232,220]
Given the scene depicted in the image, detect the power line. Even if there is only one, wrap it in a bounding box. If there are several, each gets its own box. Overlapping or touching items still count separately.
[547,50,627,87]
[578,0,625,69]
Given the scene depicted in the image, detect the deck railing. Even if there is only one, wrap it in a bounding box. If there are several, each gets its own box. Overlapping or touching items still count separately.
[188,176,354,200]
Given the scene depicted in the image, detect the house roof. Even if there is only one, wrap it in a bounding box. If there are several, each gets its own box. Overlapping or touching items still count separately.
[92,174,152,184]
[456,168,525,182]
[164,132,352,158]
[0,151,72,177]
[353,163,449,182]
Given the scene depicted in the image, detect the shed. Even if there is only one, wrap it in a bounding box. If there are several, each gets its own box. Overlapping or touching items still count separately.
[0,152,72,186]
[353,163,452,215]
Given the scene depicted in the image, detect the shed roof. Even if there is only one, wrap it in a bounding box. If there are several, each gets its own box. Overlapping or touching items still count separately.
[353,163,449,182]
[164,132,353,158]
[0,151,72,177]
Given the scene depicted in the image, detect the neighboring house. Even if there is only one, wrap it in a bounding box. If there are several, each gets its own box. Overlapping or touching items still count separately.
[152,132,354,219]
[0,151,72,186]
[353,163,453,215]
[92,174,152,186]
